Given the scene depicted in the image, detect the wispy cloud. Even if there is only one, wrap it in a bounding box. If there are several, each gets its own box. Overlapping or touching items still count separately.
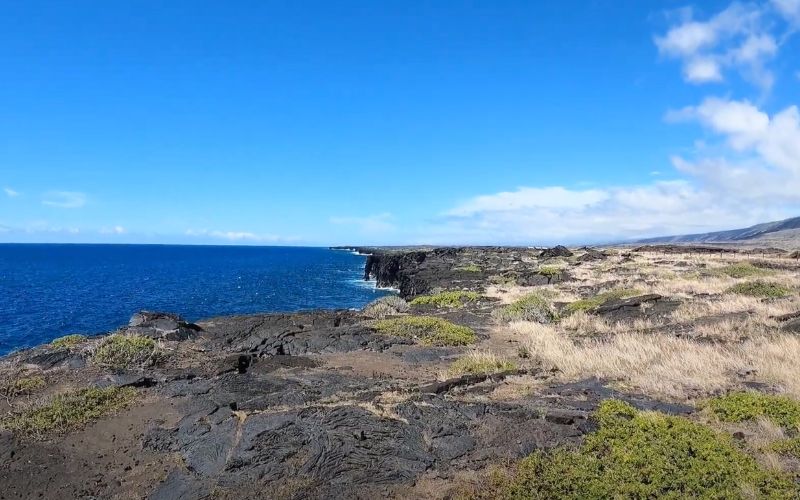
[99,225,126,235]
[41,191,86,208]
[3,187,20,198]
[329,213,395,233]
[184,228,298,243]
[654,2,793,90]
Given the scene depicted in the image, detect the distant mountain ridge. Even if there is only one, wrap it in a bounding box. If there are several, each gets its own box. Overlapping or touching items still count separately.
[637,216,800,244]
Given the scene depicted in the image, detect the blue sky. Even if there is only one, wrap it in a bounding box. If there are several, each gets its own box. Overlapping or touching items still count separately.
[2,0,799,245]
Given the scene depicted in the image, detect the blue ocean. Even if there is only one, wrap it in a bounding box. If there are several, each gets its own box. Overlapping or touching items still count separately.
[0,244,390,355]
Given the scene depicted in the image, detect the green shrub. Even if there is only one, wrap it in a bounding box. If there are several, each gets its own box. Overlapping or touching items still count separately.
[771,437,800,458]
[706,392,800,429]
[492,292,556,323]
[50,334,87,349]
[538,266,564,279]
[563,288,640,315]
[361,295,410,319]
[0,386,136,438]
[448,353,517,376]
[714,262,770,279]
[454,264,482,273]
[370,316,476,346]
[726,281,791,298]
[2,375,46,397]
[410,290,481,308]
[489,400,796,499]
[92,334,160,369]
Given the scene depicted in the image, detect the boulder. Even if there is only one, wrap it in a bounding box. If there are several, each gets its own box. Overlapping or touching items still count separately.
[577,248,607,262]
[125,311,202,341]
[539,245,573,258]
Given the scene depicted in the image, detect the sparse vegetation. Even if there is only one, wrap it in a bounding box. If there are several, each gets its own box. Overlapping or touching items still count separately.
[371,316,476,346]
[92,334,160,369]
[714,262,770,279]
[493,292,556,323]
[410,290,480,308]
[50,334,87,349]
[2,375,46,397]
[361,295,410,319]
[480,400,797,498]
[706,392,800,429]
[563,288,640,315]
[771,437,800,458]
[726,280,791,298]
[0,386,136,438]
[537,265,564,280]
[455,264,482,273]
[448,351,517,376]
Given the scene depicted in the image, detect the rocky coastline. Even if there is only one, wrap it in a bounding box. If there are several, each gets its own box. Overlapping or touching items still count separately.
[2,245,800,498]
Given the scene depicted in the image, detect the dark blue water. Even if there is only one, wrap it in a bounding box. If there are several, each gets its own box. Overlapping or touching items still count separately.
[0,244,390,355]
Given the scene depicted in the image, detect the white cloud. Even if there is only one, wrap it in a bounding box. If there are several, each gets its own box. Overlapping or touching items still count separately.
[100,225,126,235]
[655,2,790,90]
[41,191,86,208]
[329,213,395,233]
[184,228,295,243]
[446,187,608,217]
[772,0,800,24]
[684,57,723,82]
[438,96,800,243]
[4,187,20,197]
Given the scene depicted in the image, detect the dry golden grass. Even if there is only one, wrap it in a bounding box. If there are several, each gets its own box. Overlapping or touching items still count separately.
[742,335,800,397]
[516,321,739,400]
[514,320,800,401]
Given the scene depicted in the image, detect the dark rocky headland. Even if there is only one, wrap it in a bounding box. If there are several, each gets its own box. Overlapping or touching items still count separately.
[2,245,800,498]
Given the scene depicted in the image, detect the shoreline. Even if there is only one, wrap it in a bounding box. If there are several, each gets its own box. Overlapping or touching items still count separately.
[3,244,800,497]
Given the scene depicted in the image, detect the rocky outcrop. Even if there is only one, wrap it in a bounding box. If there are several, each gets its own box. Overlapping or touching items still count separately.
[540,245,573,258]
[124,311,202,341]
[362,246,573,297]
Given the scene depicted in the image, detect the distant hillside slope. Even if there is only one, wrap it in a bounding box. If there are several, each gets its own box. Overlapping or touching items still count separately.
[637,216,800,245]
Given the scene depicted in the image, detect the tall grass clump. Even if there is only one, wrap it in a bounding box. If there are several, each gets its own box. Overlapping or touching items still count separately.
[361,295,410,319]
[493,292,556,323]
[92,334,160,369]
[447,351,517,377]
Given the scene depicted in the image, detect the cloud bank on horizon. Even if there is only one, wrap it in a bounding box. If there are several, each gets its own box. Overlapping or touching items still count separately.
[433,0,800,244]
[2,1,800,245]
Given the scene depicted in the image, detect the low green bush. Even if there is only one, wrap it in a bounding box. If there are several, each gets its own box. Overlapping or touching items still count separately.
[484,400,796,498]
[0,386,136,438]
[563,288,640,315]
[410,290,481,308]
[370,316,476,346]
[2,375,46,397]
[725,281,791,298]
[92,334,160,369]
[537,265,564,279]
[492,292,556,323]
[50,334,87,349]
[706,392,800,429]
[771,437,800,458]
[454,264,482,273]
[448,354,517,376]
[714,262,770,279]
